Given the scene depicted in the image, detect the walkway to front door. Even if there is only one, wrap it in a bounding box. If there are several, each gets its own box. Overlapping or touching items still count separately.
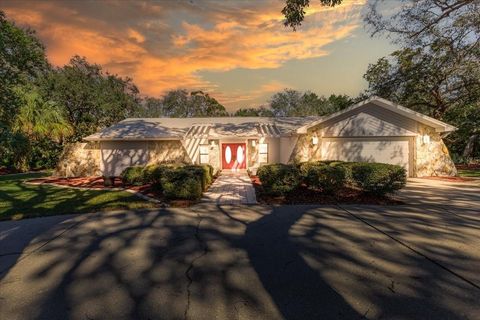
[202,172,257,204]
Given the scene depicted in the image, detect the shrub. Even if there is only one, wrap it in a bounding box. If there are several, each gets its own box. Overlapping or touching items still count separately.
[257,164,301,196]
[143,164,167,187]
[303,163,347,194]
[120,166,145,186]
[184,164,214,191]
[161,167,203,200]
[350,162,407,195]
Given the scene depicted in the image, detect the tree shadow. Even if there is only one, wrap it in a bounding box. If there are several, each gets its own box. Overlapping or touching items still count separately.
[0,201,479,319]
[241,205,361,319]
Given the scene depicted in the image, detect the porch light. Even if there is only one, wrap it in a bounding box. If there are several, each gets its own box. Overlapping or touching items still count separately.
[251,140,256,147]
[210,140,216,146]
[312,135,319,145]
[422,134,430,145]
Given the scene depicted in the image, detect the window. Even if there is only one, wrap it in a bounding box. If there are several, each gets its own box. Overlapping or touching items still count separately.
[259,143,268,163]
[199,145,209,164]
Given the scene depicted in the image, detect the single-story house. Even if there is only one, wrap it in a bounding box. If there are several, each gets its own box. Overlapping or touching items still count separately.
[56,97,458,177]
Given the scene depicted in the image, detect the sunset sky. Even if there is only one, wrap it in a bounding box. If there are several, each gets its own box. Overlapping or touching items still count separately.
[3,0,396,111]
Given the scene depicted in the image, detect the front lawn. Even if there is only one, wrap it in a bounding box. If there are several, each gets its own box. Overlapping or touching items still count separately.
[457,168,480,178]
[0,172,157,221]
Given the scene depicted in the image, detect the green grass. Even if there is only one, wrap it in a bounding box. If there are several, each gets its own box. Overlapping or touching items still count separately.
[457,169,480,178]
[0,172,157,221]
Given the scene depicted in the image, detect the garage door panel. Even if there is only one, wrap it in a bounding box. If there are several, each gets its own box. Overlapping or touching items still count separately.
[321,139,410,173]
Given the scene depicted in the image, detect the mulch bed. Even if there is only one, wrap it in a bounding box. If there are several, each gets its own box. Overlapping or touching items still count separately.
[28,176,124,188]
[250,175,403,205]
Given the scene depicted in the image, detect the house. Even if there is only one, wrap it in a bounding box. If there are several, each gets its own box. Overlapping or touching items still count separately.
[56,97,458,178]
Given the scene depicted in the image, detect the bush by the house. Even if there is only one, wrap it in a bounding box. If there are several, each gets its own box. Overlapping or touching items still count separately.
[161,166,204,200]
[120,166,145,186]
[183,164,214,191]
[120,164,214,200]
[257,163,301,196]
[350,162,407,195]
[302,162,347,194]
[143,164,168,187]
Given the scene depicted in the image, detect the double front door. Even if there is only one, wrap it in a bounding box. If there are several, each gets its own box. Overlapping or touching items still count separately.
[221,143,246,170]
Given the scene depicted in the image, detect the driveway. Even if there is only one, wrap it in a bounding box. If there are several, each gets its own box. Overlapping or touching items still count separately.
[0,179,479,320]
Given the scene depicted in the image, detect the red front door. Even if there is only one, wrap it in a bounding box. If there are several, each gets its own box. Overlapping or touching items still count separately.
[222,143,246,170]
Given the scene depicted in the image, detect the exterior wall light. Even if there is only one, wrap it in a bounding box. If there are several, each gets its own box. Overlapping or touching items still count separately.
[312,136,319,145]
[422,134,430,145]
[251,140,256,147]
[210,140,216,146]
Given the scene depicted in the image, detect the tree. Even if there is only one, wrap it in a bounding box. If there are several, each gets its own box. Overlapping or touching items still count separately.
[42,56,141,141]
[365,0,478,48]
[282,0,343,30]
[233,107,274,117]
[269,89,352,116]
[190,91,229,117]
[139,97,166,117]
[161,90,228,117]
[13,86,72,141]
[364,0,480,158]
[8,85,72,170]
[0,11,50,170]
[0,11,49,126]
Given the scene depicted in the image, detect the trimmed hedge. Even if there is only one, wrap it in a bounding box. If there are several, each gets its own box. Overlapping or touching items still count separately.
[302,163,347,194]
[143,164,166,186]
[184,164,214,191]
[260,161,406,196]
[257,164,301,196]
[161,170,203,200]
[120,164,214,200]
[350,162,407,195]
[120,166,145,186]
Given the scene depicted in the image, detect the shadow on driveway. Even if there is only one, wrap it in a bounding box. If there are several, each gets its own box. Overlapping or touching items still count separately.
[0,202,479,319]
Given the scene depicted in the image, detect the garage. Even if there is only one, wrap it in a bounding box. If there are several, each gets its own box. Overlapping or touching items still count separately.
[321,137,412,176]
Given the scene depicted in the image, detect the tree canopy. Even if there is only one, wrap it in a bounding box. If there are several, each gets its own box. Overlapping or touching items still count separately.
[282,0,343,30]
[0,11,49,126]
[270,89,352,116]
[233,107,274,117]
[363,0,480,158]
[41,56,141,142]
[140,90,228,118]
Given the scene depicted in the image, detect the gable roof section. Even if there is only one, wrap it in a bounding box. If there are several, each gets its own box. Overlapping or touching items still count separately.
[297,96,457,134]
[84,97,456,141]
[84,116,320,141]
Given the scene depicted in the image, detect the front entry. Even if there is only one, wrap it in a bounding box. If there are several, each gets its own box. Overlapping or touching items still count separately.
[222,143,246,170]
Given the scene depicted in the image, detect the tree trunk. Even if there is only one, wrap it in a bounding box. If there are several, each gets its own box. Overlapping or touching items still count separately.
[462,134,479,158]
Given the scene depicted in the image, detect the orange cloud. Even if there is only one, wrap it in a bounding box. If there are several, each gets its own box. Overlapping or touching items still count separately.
[3,0,366,109]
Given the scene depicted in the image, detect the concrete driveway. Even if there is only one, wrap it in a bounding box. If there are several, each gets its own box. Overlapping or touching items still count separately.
[0,179,479,320]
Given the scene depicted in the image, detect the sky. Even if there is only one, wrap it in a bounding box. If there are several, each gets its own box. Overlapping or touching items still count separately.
[3,0,396,111]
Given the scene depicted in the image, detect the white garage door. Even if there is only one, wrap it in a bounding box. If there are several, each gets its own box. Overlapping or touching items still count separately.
[321,138,411,174]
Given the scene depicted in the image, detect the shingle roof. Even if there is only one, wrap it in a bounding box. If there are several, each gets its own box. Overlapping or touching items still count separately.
[84,117,321,141]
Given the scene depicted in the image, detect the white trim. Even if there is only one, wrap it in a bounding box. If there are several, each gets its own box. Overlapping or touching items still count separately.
[297,96,457,134]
